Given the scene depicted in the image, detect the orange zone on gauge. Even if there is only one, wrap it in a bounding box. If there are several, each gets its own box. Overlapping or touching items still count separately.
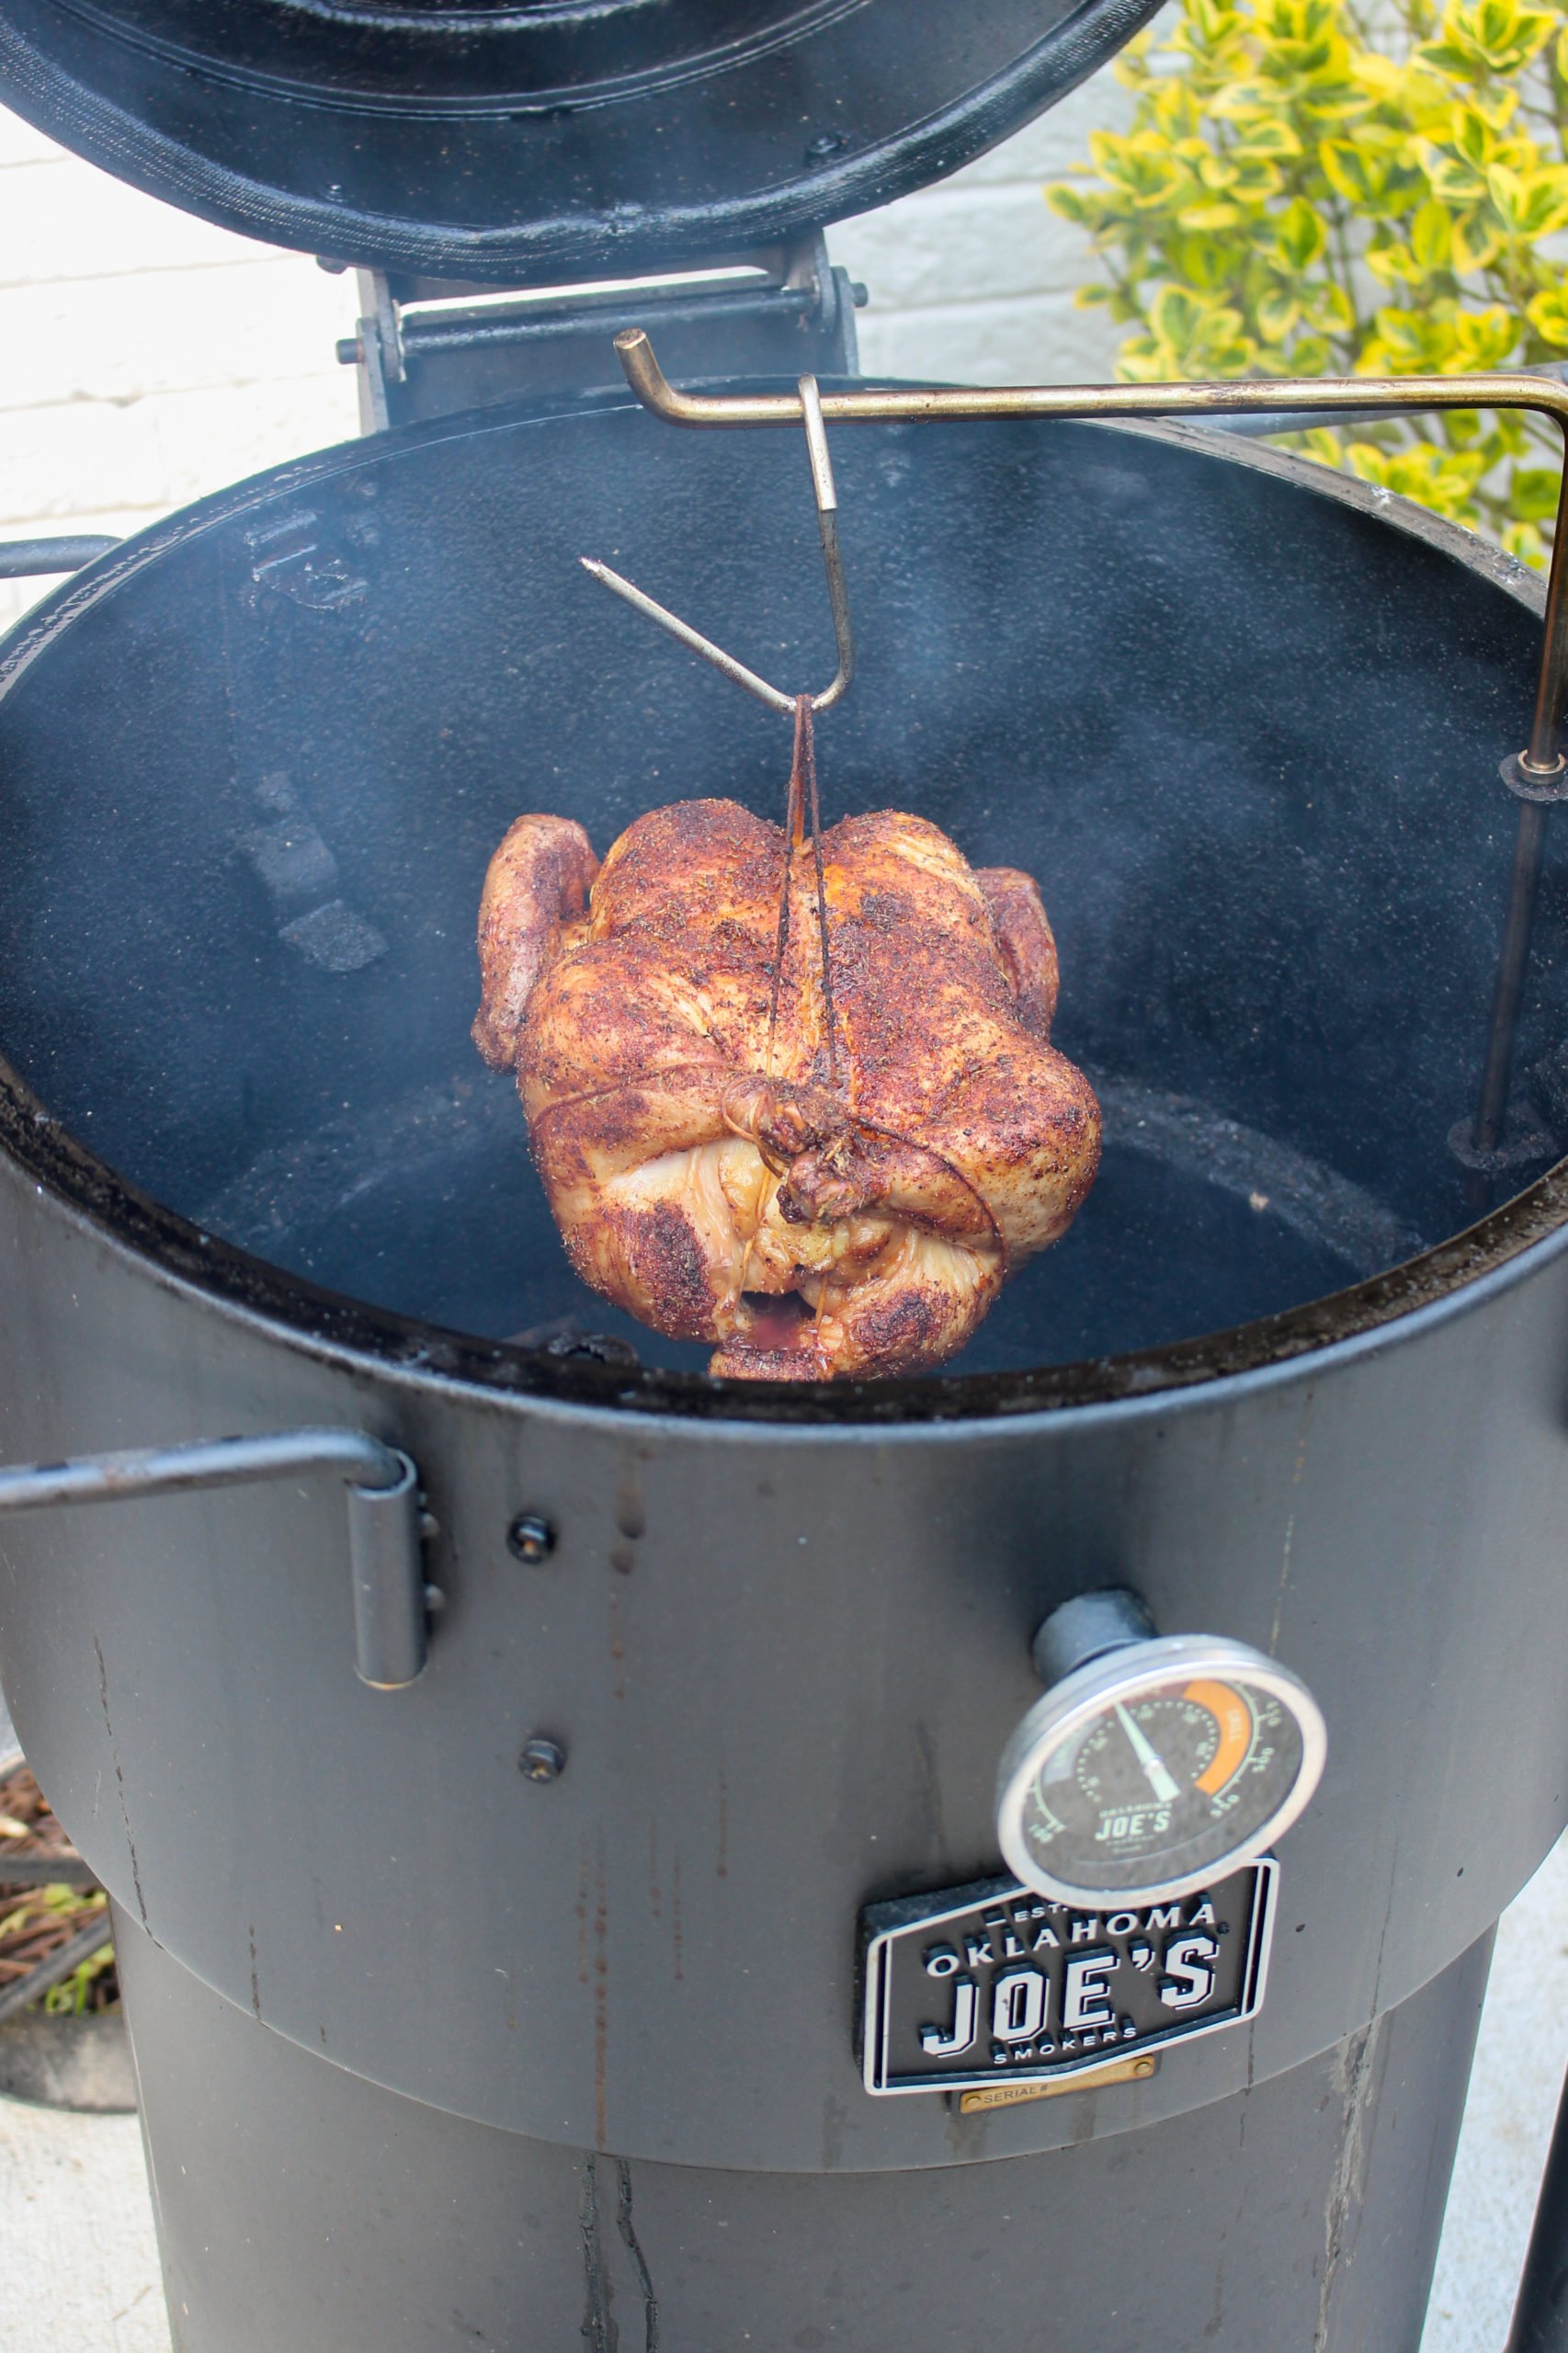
[1183,1680,1254,1796]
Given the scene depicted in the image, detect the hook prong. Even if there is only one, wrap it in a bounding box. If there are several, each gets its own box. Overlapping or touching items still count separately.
[578,558,794,715]
[582,353,857,720]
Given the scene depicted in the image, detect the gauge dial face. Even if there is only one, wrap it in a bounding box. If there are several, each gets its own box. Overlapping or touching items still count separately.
[997,1640,1325,1904]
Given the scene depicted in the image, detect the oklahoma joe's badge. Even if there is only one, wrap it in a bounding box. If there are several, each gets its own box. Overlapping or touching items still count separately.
[859,1859,1275,2097]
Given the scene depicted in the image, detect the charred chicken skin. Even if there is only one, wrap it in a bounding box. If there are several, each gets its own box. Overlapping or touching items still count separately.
[473,789,1099,1380]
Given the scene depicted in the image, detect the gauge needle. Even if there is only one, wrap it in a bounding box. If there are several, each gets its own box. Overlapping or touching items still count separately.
[1115,1703,1181,1805]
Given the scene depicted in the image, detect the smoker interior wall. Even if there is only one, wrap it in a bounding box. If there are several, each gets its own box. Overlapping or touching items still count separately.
[0,401,1557,1381]
[116,1900,1490,2353]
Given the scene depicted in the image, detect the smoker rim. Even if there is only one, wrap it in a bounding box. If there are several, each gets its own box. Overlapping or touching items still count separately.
[0,398,1558,1432]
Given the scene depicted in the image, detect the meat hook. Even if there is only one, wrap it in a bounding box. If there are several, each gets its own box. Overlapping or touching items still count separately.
[613,326,1568,1209]
[580,372,855,716]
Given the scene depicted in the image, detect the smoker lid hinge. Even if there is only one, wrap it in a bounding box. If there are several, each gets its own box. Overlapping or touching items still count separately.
[331,235,865,433]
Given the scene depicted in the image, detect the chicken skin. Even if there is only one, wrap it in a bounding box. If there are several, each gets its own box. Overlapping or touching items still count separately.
[473,796,1099,1380]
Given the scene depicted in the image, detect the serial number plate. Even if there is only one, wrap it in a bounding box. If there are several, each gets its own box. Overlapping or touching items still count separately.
[860,1859,1275,2097]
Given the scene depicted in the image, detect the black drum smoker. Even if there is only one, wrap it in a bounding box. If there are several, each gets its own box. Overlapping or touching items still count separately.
[1,6,1568,2347]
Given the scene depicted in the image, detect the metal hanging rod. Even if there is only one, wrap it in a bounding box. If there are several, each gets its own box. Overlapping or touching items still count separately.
[612,328,1568,1199]
[582,370,854,717]
[614,329,1568,783]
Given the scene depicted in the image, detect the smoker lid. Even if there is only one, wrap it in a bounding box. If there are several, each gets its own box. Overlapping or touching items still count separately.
[0,0,1160,282]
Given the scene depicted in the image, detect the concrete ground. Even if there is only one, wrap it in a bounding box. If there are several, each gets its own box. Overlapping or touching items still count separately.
[1426,1835,1568,2349]
[0,1831,1563,2350]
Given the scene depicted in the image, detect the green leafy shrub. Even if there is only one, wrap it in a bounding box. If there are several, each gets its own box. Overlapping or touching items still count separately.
[1048,0,1568,563]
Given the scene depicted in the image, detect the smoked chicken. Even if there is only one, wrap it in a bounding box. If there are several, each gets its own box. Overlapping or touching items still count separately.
[472,751,1099,1381]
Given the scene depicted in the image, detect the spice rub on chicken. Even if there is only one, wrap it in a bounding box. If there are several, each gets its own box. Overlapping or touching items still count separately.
[472,772,1099,1381]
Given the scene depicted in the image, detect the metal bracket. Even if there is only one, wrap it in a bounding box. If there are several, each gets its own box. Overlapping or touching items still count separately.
[0,1428,431,1690]
[1501,750,1568,804]
[335,235,864,433]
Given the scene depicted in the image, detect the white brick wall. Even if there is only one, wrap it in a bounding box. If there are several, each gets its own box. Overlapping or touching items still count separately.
[0,106,360,630]
[832,76,1132,385]
[0,73,1127,630]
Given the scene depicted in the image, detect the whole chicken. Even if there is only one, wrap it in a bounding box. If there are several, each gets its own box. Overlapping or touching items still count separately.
[472,774,1099,1380]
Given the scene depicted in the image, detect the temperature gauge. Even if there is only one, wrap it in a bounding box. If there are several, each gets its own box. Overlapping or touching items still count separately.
[996,1592,1326,1906]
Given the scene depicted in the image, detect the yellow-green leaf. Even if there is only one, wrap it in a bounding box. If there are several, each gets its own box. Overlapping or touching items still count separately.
[1366,240,1421,288]
[1047,183,1096,225]
[1321,139,1385,205]
[1510,467,1562,522]
[1449,302,1518,368]
[1229,116,1303,158]
[1301,426,1346,464]
[1414,140,1488,203]
[1528,285,1568,347]
[1177,199,1248,228]
[1276,194,1326,270]
[1449,101,1501,166]
[1502,520,1548,569]
[1416,0,1557,77]
[1173,232,1238,292]
[1410,197,1453,270]
[1256,286,1301,341]
[1288,331,1333,372]
[1449,204,1503,270]
[1308,279,1357,330]
[1150,285,1210,346]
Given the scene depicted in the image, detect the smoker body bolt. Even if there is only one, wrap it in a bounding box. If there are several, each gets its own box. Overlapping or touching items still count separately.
[507,1513,556,1563]
[519,1738,567,1782]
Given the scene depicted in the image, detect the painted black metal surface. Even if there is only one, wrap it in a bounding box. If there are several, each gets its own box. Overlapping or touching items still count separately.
[115,1907,1490,2350]
[0,1112,1565,2172]
[0,0,1163,281]
[0,392,1563,2220]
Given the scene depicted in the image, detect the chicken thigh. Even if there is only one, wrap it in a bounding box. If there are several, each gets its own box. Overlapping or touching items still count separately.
[473,792,1099,1379]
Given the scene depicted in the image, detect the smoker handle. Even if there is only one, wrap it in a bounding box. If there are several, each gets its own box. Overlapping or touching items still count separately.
[0,536,121,579]
[0,1428,429,1689]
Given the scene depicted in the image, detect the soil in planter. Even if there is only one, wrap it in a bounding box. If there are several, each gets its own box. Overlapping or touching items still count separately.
[0,1766,118,2013]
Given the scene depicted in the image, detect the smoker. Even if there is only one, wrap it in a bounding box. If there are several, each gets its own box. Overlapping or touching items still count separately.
[0,4,1566,2347]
